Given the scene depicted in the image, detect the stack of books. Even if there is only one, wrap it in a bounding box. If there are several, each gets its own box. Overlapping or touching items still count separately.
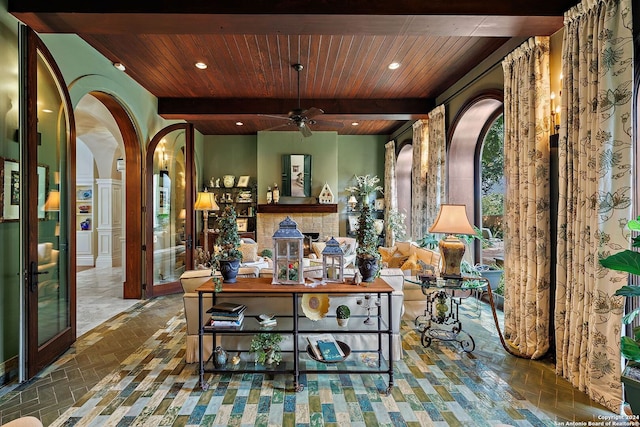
[307,334,346,362]
[207,302,246,328]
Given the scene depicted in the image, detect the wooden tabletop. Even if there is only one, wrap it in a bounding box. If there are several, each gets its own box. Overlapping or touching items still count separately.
[195,276,393,294]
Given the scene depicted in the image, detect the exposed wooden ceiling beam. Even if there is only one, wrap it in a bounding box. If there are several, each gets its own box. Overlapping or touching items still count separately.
[158,98,433,121]
[10,1,574,37]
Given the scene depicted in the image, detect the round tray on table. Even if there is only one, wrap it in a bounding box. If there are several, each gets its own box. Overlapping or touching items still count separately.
[306,340,351,363]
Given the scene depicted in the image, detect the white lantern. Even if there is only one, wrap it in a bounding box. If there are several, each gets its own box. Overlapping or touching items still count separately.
[322,237,344,283]
[272,216,305,285]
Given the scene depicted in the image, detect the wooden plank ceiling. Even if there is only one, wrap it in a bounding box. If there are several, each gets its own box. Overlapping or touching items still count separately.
[10,1,577,136]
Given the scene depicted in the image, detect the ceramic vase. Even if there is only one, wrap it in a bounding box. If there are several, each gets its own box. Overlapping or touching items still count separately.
[213,346,228,368]
[223,175,235,188]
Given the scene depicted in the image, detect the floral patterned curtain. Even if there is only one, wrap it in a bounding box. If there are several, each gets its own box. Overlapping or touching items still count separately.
[555,0,633,412]
[502,36,551,359]
[384,140,398,247]
[426,105,446,230]
[411,119,429,240]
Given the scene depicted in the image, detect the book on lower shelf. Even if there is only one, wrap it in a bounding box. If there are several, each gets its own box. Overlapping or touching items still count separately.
[307,334,346,361]
[208,302,246,313]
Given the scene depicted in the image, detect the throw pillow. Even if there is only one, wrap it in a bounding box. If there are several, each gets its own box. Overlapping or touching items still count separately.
[239,242,258,262]
[378,246,397,264]
[387,255,409,269]
[400,253,419,271]
[395,241,412,256]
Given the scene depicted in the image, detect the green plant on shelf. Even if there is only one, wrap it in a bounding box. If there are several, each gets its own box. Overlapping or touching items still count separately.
[250,333,283,366]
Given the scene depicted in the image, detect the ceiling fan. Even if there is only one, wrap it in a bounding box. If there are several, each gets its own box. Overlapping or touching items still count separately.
[261,63,340,137]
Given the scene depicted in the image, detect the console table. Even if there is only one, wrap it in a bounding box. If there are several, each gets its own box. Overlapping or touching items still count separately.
[406,276,488,352]
[196,277,394,393]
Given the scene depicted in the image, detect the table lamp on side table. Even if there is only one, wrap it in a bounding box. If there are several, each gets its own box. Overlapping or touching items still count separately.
[428,204,476,279]
[194,189,219,256]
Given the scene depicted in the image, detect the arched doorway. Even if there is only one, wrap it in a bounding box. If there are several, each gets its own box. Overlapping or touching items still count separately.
[85,92,143,299]
[448,91,503,262]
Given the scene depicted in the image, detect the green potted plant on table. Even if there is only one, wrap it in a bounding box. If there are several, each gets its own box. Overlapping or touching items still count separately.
[336,305,351,327]
[355,204,381,282]
[599,216,640,414]
[250,333,283,366]
[214,205,243,283]
[345,174,383,282]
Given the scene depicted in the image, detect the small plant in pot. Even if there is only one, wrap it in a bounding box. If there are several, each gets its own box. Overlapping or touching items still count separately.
[599,216,640,414]
[214,205,243,283]
[336,305,351,327]
[250,333,283,366]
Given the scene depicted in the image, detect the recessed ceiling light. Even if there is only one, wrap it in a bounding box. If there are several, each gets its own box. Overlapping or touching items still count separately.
[113,62,126,71]
[236,122,244,126]
[351,122,359,126]
[195,62,208,70]
[388,62,401,70]
[42,109,53,113]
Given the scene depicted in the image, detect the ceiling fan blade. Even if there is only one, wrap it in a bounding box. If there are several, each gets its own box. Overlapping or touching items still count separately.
[259,114,291,121]
[303,107,324,119]
[263,122,293,132]
[299,123,313,138]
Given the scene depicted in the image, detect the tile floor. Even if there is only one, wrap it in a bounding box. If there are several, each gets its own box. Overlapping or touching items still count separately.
[0,268,629,426]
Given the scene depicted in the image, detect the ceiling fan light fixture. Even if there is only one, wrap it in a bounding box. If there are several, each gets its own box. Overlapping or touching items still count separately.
[195,62,207,70]
[388,62,401,70]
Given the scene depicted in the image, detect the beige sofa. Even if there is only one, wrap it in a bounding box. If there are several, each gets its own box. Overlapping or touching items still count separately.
[180,267,405,363]
[378,241,442,320]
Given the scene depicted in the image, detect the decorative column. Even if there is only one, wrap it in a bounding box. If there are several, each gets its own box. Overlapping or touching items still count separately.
[95,179,123,268]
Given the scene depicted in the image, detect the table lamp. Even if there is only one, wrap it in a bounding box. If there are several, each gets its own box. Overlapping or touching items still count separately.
[194,189,219,253]
[428,204,475,278]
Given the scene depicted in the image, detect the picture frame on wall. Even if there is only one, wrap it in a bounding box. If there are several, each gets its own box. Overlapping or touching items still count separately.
[1,158,48,221]
[237,175,250,187]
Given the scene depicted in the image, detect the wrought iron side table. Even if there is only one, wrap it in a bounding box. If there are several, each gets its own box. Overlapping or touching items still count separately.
[406,276,488,352]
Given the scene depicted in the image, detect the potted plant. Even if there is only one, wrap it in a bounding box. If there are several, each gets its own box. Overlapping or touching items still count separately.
[355,204,381,282]
[599,216,640,414]
[336,305,351,327]
[214,205,243,283]
[249,333,283,366]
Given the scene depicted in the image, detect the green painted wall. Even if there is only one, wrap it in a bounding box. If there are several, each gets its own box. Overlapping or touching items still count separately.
[200,132,388,237]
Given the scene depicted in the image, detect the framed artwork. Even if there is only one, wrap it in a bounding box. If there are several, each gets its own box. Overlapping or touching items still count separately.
[236,218,248,232]
[375,198,385,211]
[348,215,359,233]
[237,175,250,187]
[282,154,311,197]
[1,158,48,221]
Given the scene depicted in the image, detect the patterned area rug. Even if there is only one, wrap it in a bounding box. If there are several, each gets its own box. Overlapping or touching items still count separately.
[51,311,553,427]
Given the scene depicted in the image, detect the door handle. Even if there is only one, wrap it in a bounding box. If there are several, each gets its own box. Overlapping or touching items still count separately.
[29,261,48,293]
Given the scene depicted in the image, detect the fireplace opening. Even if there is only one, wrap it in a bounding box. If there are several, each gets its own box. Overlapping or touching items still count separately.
[302,232,320,257]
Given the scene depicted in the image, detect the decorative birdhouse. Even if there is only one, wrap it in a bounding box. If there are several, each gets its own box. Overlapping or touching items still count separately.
[272,216,304,285]
[322,237,344,283]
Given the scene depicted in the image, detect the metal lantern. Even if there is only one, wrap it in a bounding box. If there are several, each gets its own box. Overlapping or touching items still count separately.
[322,237,344,283]
[272,216,305,285]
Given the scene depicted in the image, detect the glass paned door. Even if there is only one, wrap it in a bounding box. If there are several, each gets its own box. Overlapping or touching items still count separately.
[23,26,75,379]
[145,124,194,297]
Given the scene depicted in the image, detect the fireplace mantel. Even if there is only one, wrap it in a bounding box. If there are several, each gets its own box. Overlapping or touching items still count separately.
[257,204,337,214]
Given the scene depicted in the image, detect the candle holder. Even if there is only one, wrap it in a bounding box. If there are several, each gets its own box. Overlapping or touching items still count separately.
[357,294,380,325]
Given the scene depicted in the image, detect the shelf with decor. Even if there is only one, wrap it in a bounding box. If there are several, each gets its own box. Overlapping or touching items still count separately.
[195,277,395,393]
[203,182,257,252]
[76,183,94,266]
